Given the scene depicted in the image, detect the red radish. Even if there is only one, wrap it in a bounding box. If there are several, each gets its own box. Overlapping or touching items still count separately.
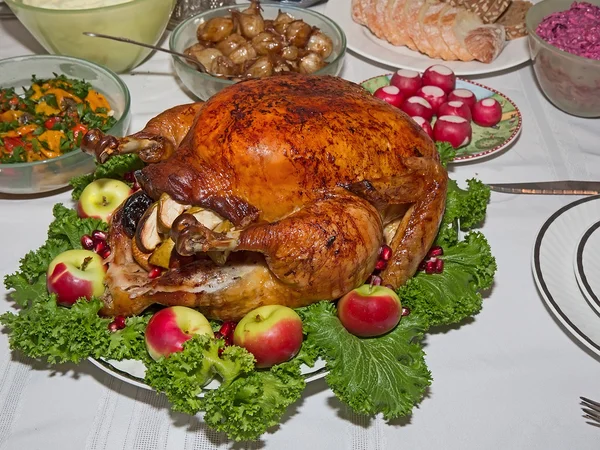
[411,116,433,138]
[433,115,472,149]
[448,88,476,110]
[390,69,422,97]
[401,96,434,121]
[415,85,447,114]
[437,101,472,121]
[373,85,404,108]
[472,98,502,127]
[422,65,456,95]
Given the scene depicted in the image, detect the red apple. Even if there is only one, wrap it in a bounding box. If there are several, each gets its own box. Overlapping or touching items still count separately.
[233,305,303,368]
[77,178,132,223]
[373,85,404,108]
[390,69,422,97]
[433,115,472,148]
[437,100,472,121]
[448,88,477,110]
[411,116,434,139]
[401,96,434,121]
[145,306,214,361]
[47,249,106,307]
[422,64,456,94]
[337,285,402,337]
[415,85,447,114]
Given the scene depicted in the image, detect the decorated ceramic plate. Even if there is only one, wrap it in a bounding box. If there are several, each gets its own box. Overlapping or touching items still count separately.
[89,356,328,393]
[574,220,600,317]
[532,196,600,358]
[361,74,522,163]
[326,0,530,76]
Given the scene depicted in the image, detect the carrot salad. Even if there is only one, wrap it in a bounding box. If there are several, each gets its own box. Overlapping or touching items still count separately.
[0,75,116,164]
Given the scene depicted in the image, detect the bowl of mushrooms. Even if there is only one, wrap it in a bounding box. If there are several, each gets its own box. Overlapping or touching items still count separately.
[169,0,346,100]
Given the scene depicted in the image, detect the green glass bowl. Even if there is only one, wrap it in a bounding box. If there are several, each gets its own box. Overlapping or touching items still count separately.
[5,0,175,73]
[526,0,600,117]
[169,3,347,100]
[0,55,131,195]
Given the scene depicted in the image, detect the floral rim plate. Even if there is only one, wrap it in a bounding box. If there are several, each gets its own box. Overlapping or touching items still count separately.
[325,0,530,76]
[574,220,600,317]
[361,75,522,163]
[532,196,600,358]
[89,356,328,394]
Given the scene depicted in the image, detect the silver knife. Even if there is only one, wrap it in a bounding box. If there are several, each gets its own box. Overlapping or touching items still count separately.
[487,181,600,195]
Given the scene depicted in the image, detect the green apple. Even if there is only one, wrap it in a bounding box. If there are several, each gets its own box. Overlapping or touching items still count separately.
[77,178,132,222]
[145,306,214,361]
[47,249,106,307]
[233,305,303,368]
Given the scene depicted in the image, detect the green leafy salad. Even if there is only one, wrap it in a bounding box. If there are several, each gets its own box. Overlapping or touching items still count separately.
[1,143,496,441]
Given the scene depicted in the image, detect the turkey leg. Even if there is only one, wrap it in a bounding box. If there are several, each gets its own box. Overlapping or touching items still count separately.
[81,102,203,163]
[171,190,384,298]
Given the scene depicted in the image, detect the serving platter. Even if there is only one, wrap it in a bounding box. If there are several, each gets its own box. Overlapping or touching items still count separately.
[574,220,600,317]
[89,356,328,393]
[532,196,600,358]
[326,0,530,76]
[361,74,522,162]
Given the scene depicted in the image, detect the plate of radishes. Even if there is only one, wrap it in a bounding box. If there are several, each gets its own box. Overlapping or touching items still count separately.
[362,65,522,163]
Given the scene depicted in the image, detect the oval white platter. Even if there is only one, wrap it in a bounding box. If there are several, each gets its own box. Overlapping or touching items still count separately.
[89,356,328,394]
[326,0,530,76]
[532,196,600,358]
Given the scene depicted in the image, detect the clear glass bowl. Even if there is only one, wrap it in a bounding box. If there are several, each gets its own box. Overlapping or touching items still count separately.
[169,3,347,100]
[5,0,176,73]
[0,55,131,195]
[526,0,600,117]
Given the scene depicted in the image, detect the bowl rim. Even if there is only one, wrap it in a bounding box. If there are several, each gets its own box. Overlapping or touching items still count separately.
[168,2,347,86]
[4,0,160,13]
[0,54,131,168]
[525,0,600,66]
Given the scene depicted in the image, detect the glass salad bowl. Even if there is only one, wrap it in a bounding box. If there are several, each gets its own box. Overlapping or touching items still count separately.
[0,55,131,195]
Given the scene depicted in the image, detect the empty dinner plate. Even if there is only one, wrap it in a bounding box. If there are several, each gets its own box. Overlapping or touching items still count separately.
[532,196,600,357]
[574,220,600,316]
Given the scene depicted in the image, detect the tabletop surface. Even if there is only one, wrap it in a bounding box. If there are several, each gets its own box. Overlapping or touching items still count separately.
[1,4,600,450]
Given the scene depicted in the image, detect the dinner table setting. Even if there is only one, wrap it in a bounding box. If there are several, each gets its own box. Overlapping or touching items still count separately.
[0,0,600,448]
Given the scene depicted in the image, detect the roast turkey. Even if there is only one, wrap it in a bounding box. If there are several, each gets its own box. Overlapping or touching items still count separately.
[82,75,448,321]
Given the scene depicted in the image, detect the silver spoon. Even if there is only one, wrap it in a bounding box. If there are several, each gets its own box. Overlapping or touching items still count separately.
[82,31,210,73]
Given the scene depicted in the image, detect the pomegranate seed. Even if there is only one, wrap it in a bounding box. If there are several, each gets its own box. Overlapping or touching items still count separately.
[379,245,393,261]
[418,261,427,271]
[123,171,135,182]
[401,306,411,317]
[219,321,237,337]
[428,246,443,257]
[92,230,107,243]
[369,275,382,286]
[113,315,126,329]
[375,259,387,271]
[435,258,444,273]
[99,248,112,259]
[214,331,224,340]
[108,322,119,332]
[148,267,162,279]
[81,234,94,250]
[425,260,436,274]
[224,335,234,346]
[94,241,106,254]
[218,348,224,356]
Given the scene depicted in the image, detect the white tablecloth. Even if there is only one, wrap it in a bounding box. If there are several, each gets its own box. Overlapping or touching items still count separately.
[1,6,599,450]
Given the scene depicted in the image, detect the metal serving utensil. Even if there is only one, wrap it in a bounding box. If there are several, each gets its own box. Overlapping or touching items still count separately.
[82,32,209,74]
[487,181,600,195]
